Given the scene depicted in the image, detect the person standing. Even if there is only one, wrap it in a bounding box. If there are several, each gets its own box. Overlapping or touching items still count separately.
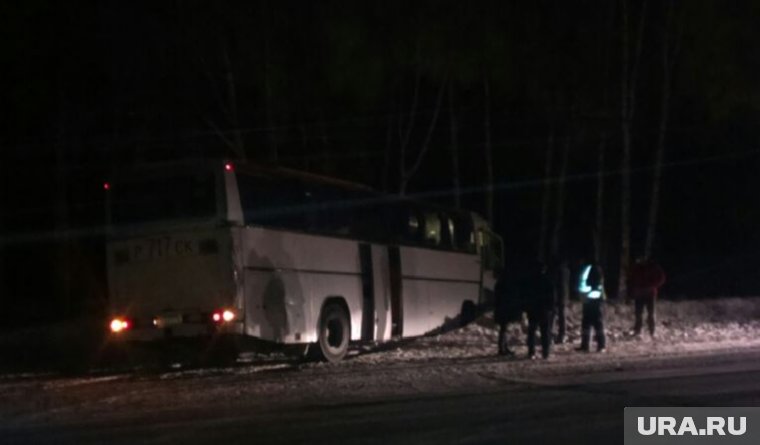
[493,267,521,356]
[525,262,555,359]
[550,257,571,344]
[577,260,606,352]
[628,256,666,337]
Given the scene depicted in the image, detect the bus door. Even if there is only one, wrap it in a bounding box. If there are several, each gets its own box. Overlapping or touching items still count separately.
[388,245,403,338]
[359,243,375,341]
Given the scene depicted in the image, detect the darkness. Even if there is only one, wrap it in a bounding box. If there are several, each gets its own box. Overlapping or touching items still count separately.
[1,0,759,329]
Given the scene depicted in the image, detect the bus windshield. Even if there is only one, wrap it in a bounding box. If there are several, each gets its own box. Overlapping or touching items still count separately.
[110,173,217,226]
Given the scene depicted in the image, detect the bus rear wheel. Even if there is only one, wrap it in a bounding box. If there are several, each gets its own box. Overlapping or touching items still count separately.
[316,303,350,362]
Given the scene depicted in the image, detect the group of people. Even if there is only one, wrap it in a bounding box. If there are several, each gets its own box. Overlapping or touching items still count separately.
[494,256,665,359]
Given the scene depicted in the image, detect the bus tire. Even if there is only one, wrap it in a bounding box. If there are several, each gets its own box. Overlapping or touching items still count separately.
[460,300,477,327]
[316,303,350,362]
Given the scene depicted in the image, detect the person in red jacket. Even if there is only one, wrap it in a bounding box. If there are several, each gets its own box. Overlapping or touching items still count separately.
[628,256,666,337]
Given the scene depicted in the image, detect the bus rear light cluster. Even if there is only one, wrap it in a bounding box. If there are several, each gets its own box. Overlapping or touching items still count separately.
[110,318,131,333]
[212,309,236,324]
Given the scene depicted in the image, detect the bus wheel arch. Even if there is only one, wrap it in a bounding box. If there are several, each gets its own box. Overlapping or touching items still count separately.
[314,297,351,362]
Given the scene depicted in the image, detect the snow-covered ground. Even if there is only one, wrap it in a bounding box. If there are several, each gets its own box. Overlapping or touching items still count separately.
[1,297,760,425]
[344,297,760,366]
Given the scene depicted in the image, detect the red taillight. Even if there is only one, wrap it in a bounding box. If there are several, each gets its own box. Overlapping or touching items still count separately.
[110,318,130,333]
[212,309,236,324]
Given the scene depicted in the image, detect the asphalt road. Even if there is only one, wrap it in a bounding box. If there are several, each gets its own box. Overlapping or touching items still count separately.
[3,354,760,445]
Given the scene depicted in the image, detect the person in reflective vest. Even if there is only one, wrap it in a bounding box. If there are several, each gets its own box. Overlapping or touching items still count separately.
[577,261,607,352]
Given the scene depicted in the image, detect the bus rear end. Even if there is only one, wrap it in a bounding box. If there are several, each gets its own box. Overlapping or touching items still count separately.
[105,161,243,341]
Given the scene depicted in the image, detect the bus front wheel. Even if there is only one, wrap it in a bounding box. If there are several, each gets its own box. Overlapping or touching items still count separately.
[316,303,350,362]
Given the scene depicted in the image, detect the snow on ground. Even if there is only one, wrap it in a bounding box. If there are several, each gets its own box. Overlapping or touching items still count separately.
[1,297,760,424]
[344,296,760,365]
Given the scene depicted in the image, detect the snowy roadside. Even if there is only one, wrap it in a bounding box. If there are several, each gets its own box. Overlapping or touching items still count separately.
[1,297,760,425]
[345,296,760,367]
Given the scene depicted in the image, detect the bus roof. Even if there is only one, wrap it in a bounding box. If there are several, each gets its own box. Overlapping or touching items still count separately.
[234,162,375,193]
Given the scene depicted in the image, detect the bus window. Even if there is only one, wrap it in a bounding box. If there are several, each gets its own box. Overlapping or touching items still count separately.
[439,214,456,250]
[406,212,422,242]
[423,212,441,247]
[302,184,363,236]
[453,213,476,253]
[236,174,308,230]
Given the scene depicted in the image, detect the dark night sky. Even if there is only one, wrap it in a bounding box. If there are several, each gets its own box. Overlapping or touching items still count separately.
[1,0,760,327]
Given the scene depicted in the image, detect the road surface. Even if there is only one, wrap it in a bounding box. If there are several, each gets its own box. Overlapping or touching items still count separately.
[2,350,760,444]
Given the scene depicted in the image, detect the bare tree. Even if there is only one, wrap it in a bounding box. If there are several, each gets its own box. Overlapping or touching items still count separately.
[537,127,555,262]
[644,0,682,259]
[397,63,448,196]
[551,132,572,259]
[54,92,72,316]
[595,1,617,264]
[201,42,247,161]
[618,0,647,299]
[382,107,393,193]
[262,12,277,163]
[448,82,461,209]
[483,72,494,223]
[594,136,607,264]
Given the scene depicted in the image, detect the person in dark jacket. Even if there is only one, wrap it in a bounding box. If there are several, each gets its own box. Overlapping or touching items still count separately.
[577,260,606,352]
[494,267,521,356]
[550,257,570,344]
[628,256,666,337]
[524,261,555,359]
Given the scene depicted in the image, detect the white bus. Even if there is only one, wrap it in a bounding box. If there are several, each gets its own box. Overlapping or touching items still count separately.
[106,160,503,361]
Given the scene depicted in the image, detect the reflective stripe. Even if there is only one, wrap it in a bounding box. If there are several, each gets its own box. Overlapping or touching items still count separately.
[578,265,592,293]
[579,264,602,299]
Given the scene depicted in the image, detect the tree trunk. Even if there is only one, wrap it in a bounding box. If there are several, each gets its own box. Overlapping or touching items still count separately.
[319,107,330,174]
[644,0,680,259]
[399,73,447,196]
[382,108,393,193]
[397,56,422,195]
[55,94,71,317]
[263,4,277,163]
[595,1,616,265]
[618,0,647,299]
[483,73,494,223]
[594,135,607,263]
[221,44,246,161]
[0,154,6,313]
[537,129,555,262]
[551,134,571,258]
[448,82,461,209]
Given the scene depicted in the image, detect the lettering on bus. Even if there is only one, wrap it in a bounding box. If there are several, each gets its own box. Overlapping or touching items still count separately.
[128,237,196,262]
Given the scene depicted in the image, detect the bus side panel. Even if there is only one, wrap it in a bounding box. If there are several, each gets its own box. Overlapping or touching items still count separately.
[400,278,431,336]
[427,282,480,326]
[240,227,363,344]
[243,270,311,343]
[399,247,480,336]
